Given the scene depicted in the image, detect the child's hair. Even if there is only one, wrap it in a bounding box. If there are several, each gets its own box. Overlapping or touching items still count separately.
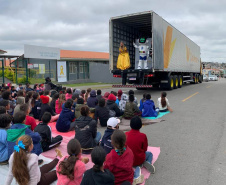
[111,130,126,155]
[19,84,22,86]
[17,90,24,97]
[146,94,151,100]
[91,146,106,172]
[128,90,134,95]
[42,112,51,124]
[11,86,15,90]
[80,106,89,116]
[130,116,142,130]
[0,113,12,128]
[12,135,32,185]
[161,92,167,107]
[97,89,101,95]
[129,94,134,102]
[111,91,117,96]
[72,94,79,101]
[142,93,146,102]
[52,93,59,101]
[1,91,11,100]
[51,90,57,97]
[13,111,26,124]
[39,91,44,96]
[77,98,84,104]
[65,99,73,109]
[0,99,9,107]
[66,88,72,94]
[0,106,6,114]
[57,139,81,180]
[32,92,39,100]
[85,88,91,100]
[58,94,66,109]
[20,104,29,113]
[25,92,33,104]
[44,90,50,96]
[33,84,38,90]
[98,98,105,107]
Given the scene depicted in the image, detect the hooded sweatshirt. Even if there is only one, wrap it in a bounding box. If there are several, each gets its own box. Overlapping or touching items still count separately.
[142,99,158,117]
[7,124,42,158]
[81,168,115,185]
[106,100,121,117]
[55,99,63,114]
[56,155,86,185]
[75,116,97,149]
[87,90,98,108]
[119,93,128,111]
[74,104,84,118]
[56,106,75,132]
[0,129,8,162]
[104,147,134,185]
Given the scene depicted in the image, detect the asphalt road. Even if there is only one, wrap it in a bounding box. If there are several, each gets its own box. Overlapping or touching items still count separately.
[98,78,226,185]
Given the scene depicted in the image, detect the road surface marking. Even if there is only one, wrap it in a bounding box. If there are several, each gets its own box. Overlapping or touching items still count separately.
[182,92,199,102]
[206,85,212,88]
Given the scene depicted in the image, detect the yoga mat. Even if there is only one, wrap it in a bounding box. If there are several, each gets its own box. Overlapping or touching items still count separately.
[143,111,170,120]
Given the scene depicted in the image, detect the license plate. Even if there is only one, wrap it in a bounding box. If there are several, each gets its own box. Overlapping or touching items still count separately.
[129,77,136,80]
[127,73,137,77]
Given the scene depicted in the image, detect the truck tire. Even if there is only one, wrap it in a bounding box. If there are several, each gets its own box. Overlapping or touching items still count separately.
[178,75,183,88]
[173,75,178,89]
[166,75,174,90]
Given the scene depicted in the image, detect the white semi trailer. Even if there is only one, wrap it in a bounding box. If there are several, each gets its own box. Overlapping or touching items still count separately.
[110,11,202,90]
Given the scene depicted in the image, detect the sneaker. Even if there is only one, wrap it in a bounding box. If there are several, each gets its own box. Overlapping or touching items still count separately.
[133,174,144,185]
[38,159,44,166]
[143,161,155,174]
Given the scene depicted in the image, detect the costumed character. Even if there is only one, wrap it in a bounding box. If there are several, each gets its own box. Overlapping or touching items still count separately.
[133,38,150,69]
[117,41,130,70]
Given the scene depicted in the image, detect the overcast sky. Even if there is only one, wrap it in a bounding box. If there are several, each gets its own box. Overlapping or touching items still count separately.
[0,0,226,62]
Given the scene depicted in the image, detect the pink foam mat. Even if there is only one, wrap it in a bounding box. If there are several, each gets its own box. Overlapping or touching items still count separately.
[48,122,75,138]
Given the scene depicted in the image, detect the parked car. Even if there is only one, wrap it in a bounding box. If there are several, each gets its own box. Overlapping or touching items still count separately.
[203,75,209,82]
[208,75,218,81]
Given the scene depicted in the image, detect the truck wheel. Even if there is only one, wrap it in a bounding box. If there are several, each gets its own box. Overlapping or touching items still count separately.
[166,76,174,90]
[173,75,178,89]
[178,75,183,88]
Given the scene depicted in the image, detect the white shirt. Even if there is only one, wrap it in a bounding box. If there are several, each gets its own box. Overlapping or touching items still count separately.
[5,153,41,185]
[157,97,170,110]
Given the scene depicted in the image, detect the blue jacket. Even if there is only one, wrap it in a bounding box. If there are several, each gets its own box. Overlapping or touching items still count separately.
[0,129,8,162]
[100,128,114,154]
[7,124,42,158]
[87,90,98,108]
[56,107,75,132]
[139,99,145,112]
[142,99,158,117]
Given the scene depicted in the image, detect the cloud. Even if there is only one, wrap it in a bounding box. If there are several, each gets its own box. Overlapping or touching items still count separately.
[0,0,226,62]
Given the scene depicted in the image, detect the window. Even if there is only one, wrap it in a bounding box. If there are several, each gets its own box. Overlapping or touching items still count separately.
[69,62,77,74]
[79,62,84,73]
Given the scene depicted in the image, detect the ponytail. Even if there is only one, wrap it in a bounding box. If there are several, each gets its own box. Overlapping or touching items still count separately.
[12,135,32,185]
[111,130,126,155]
[161,92,167,107]
[57,139,81,180]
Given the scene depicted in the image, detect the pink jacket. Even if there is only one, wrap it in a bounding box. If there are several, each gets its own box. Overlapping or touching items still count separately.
[55,99,63,114]
[56,156,86,185]
[66,93,73,100]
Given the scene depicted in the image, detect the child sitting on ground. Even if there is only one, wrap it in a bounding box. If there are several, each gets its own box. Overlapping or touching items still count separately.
[142,94,159,117]
[96,89,103,101]
[104,129,144,185]
[81,146,115,185]
[128,90,138,105]
[13,96,25,117]
[7,111,42,158]
[65,88,73,100]
[56,138,89,185]
[50,93,59,113]
[87,90,98,108]
[5,135,61,185]
[34,112,63,152]
[100,117,119,154]
[44,90,52,105]
[20,104,37,131]
[123,95,141,119]
[95,98,110,127]
[55,94,66,114]
[0,114,12,164]
[56,99,76,132]
[75,98,84,118]
[126,116,155,173]
[39,95,57,121]
[32,92,41,119]
[0,99,10,114]
[157,92,173,112]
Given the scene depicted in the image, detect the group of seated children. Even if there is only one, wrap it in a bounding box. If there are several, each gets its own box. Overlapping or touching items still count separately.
[0,83,173,185]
